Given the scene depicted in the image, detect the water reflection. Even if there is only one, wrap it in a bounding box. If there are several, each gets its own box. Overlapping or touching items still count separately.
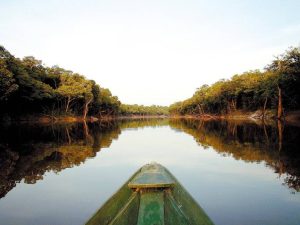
[0,118,299,202]
[1,118,300,225]
[169,119,300,191]
[0,119,167,198]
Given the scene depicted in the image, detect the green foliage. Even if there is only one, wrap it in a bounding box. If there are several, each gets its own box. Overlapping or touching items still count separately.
[0,57,18,101]
[0,45,119,118]
[120,104,169,116]
[57,73,91,99]
[170,47,300,115]
[2,44,299,119]
[89,87,121,116]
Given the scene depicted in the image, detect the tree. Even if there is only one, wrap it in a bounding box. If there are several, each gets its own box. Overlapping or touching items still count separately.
[56,73,92,114]
[170,47,300,117]
[0,56,19,101]
[82,81,94,120]
[266,47,300,119]
[0,45,122,118]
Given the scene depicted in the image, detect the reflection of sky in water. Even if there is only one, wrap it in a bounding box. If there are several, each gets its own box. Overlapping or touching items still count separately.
[0,126,299,225]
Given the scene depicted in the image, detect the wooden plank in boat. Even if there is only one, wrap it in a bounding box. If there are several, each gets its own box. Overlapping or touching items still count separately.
[137,191,164,225]
[128,163,174,188]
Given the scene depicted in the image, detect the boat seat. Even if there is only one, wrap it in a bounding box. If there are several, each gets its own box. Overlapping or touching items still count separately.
[128,163,175,189]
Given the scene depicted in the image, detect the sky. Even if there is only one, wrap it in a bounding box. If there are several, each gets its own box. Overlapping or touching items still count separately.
[1,0,300,106]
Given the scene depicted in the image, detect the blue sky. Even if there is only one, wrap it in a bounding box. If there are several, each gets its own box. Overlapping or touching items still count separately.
[1,0,300,105]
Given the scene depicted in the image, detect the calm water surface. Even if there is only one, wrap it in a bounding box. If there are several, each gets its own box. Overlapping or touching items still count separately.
[0,119,299,225]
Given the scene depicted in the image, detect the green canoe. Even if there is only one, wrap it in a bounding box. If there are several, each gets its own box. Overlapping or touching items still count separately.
[86,163,214,225]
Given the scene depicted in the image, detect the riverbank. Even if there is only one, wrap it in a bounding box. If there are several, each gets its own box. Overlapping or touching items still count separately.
[0,114,168,124]
[0,114,115,124]
[170,110,300,125]
[1,110,300,126]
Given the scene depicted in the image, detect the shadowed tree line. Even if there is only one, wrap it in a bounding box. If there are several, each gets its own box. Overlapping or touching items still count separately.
[169,119,300,191]
[0,46,168,120]
[169,47,300,120]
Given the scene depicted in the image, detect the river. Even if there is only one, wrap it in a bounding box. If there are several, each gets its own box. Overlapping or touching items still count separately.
[0,118,299,225]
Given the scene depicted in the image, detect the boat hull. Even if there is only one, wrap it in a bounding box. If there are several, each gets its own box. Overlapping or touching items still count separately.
[86,163,214,225]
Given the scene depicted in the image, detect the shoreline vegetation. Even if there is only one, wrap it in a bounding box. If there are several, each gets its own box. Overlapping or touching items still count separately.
[170,110,300,123]
[0,45,168,121]
[169,47,300,122]
[1,45,299,124]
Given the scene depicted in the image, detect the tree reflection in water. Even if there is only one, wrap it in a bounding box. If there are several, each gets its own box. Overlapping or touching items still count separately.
[169,119,300,191]
[0,119,167,198]
[0,118,299,199]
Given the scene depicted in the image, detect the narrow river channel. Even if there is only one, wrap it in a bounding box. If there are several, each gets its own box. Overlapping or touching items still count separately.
[0,119,299,225]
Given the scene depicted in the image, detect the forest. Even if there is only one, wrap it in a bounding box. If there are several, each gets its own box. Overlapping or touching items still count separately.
[169,47,300,120]
[1,45,300,121]
[0,46,166,120]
